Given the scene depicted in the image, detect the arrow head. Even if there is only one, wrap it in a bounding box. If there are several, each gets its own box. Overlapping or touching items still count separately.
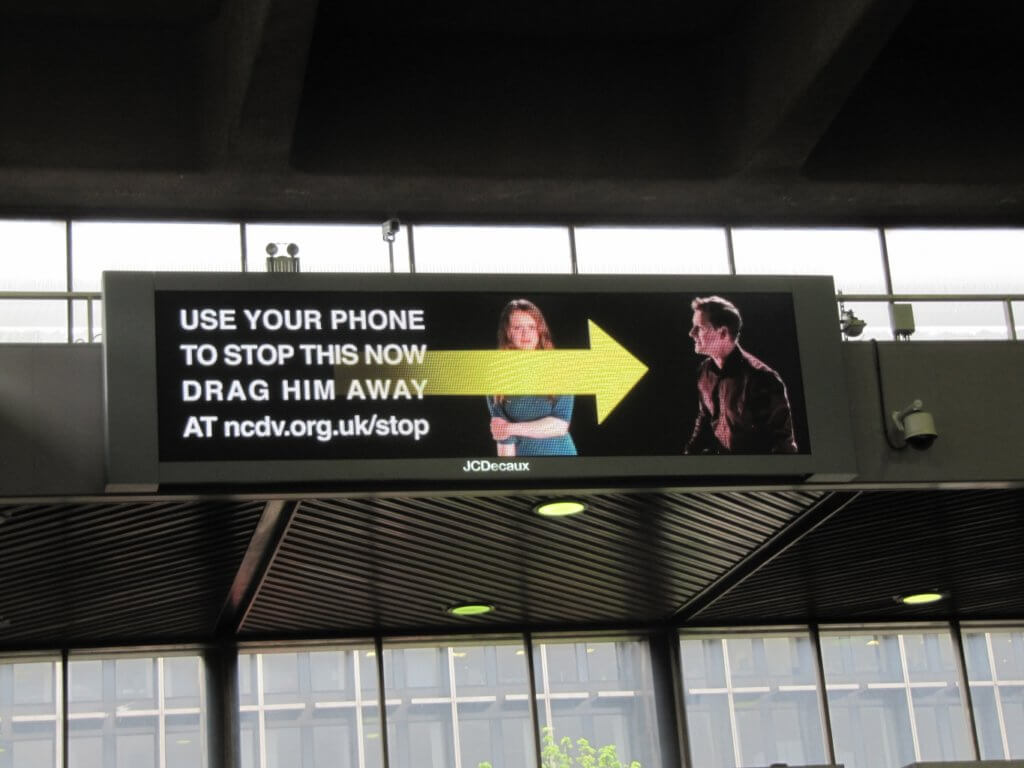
[587,320,649,424]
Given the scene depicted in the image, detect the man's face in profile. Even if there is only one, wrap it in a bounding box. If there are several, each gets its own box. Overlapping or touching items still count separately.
[689,309,733,359]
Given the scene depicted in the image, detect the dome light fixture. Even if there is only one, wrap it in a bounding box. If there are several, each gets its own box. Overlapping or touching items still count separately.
[534,500,586,517]
[898,592,945,606]
[446,602,495,617]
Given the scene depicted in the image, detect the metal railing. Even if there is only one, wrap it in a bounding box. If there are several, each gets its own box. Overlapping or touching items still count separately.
[0,290,1021,343]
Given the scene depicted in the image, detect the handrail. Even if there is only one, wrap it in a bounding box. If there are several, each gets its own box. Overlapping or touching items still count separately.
[0,291,101,299]
[0,291,1019,342]
[837,293,1024,302]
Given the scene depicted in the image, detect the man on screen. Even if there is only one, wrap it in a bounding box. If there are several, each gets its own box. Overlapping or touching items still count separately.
[685,296,798,454]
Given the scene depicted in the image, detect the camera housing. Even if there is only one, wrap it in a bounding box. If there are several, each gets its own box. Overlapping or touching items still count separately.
[892,400,938,450]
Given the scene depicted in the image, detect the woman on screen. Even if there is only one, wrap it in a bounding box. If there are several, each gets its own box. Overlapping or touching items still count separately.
[487,299,577,457]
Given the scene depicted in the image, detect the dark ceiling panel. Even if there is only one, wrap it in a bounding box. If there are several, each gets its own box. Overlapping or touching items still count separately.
[691,489,1024,624]
[805,0,1024,182]
[239,490,822,637]
[0,500,264,647]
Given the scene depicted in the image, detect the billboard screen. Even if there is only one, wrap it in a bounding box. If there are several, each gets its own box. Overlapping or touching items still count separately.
[104,273,855,489]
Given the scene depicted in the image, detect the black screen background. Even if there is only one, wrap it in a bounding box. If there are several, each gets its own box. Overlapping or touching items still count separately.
[154,290,810,461]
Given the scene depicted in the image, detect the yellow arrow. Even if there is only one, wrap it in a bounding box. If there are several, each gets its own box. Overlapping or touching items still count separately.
[336,320,648,424]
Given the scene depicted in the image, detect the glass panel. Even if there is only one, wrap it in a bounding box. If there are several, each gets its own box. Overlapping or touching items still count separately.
[166,713,202,768]
[534,639,660,768]
[71,299,102,343]
[902,301,1009,340]
[732,228,887,293]
[68,653,206,768]
[0,219,67,291]
[383,640,534,768]
[244,223,401,274]
[0,300,67,343]
[0,657,61,768]
[574,227,730,274]
[71,221,242,291]
[962,627,1024,759]
[1013,301,1023,339]
[238,647,381,768]
[679,632,826,768]
[885,228,1024,294]
[821,628,971,768]
[412,226,572,274]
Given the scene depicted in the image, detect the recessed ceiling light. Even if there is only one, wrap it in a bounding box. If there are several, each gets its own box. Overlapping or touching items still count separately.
[535,500,586,517]
[898,592,945,605]
[446,603,495,617]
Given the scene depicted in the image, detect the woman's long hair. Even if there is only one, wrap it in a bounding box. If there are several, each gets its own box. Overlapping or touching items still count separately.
[497,298,554,350]
[494,299,554,405]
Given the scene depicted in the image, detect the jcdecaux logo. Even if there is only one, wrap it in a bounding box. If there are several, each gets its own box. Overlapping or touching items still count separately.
[461,460,531,473]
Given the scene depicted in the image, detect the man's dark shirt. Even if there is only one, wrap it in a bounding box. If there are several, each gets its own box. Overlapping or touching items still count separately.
[685,345,798,454]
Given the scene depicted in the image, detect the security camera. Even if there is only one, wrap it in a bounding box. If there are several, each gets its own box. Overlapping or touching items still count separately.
[840,308,866,338]
[892,399,938,450]
[382,218,401,242]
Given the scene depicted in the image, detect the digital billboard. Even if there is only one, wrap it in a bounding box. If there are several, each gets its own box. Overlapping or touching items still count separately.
[103,273,856,490]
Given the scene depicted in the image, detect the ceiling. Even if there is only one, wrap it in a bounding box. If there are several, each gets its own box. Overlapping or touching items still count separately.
[0,487,1020,649]
[0,0,1021,649]
[1,0,1022,222]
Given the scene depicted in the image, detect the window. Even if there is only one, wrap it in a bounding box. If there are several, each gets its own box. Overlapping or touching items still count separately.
[68,652,206,768]
[383,639,534,768]
[680,631,826,768]
[896,301,1010,341]
[885,228,1024,340]
[0,219,69,343]
[885,228,1024,295]
[820,627,972,768]
[574,227,730,274]
[71,221,242,291]
[534,638,660,768]
[411,226,572,274]
[961,626,1024,760]
[0,300,69,343]
[0,219,67,291]
[1,656,61,768]
[732,228,887,293]
[238,646,381,768]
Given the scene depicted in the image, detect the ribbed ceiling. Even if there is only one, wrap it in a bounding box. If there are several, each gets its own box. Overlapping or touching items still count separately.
[0,488,1019,648]
[693,489,1024,624]
[240,490,822,636]
[0,499,264,647]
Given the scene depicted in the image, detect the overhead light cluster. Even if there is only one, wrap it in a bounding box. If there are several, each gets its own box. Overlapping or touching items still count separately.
[897,592,945,606]
[446,603,494,617]
[534,499,586,517]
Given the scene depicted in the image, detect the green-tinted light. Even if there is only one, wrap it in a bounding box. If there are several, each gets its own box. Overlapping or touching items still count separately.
[535,500,586,517]
[447,603,495,617]
[900,592,944,605]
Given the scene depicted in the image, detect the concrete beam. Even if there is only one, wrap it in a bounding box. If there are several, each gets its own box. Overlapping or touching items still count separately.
[1,166,1023,225]
[717,0,915,176]
[199,0,320,170]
